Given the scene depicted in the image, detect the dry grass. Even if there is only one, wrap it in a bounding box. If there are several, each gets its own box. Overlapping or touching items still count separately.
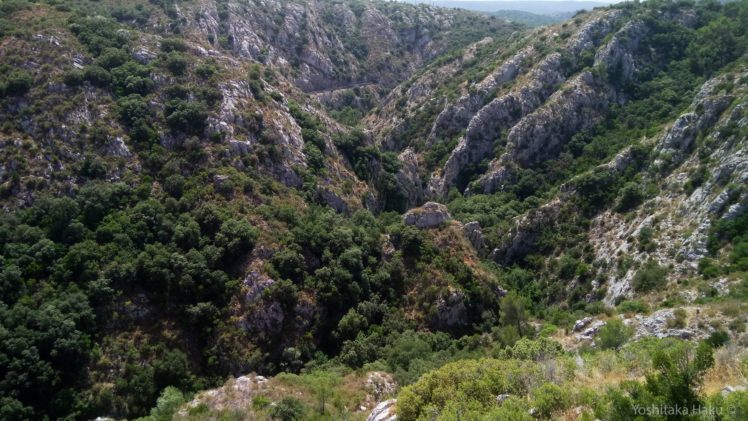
[177,371,393,420]
[703,344,748,395]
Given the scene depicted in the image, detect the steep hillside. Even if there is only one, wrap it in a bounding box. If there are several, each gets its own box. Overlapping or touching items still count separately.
[0,0,747,420]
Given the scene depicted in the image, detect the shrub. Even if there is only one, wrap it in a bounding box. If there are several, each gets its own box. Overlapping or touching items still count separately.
[164,52,188,76]
[667,308,687,329]
[164,100,208,135]
[69,16,129,54]
[303,142,324,172]
[616,182,643,212]
[163,174,185,198]
[705,330,729,348]
[195,61,217,78]
[397,358,544,421]
[728,318,745,333]
[83,65,112,87]
[4,71,32,95]
[160,38,188,52]
[63,70,84,87]
[153,349,190,389]
[500,291,529,336]
[617,300,650,314]
[252,396,271,409]
[215,219,258,257]
[532,382,570,418]
[269,397,305,421]
[116,94,150,126]
[110,61,153,95]
[597,319,633,350]
[698,257,720,278]
[637,227,656,252]
[96,47,130,70]
[197,86,223,106]
[632,259,667,292]
[539,323,558,337]
[495,337,564,361]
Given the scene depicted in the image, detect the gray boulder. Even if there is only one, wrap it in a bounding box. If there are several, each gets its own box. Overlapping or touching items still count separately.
[366,399,397,421]
[461,221,485,253]
[403,202,450,229]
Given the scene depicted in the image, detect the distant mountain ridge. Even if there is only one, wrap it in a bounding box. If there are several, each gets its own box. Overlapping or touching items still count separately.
[489,9,574,26]
[401,0,614,15]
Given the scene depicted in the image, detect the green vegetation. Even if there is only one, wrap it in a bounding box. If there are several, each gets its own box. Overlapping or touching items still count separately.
[597,319,634,350]
[393,336,738,421]
[0,0,746,420]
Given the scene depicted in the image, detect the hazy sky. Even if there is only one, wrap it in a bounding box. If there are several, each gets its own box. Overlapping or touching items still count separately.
[414,0,623,3]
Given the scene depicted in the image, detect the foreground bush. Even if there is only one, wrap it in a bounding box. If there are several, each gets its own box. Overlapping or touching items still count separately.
[397,358,545,420]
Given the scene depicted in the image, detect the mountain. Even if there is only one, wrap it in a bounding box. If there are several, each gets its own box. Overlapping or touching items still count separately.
[489,9,575,26]
[0,0,747,420]
[400,0,614,15]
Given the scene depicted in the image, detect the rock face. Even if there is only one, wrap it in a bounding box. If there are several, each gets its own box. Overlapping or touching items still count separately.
[366,372,397,398]
[575,320,606,341]
[656,76,734,162]
[396,148,424,208]
[181,374,270,414]
[478,66,747,304]
[625,310,701,340]
[462,69,612,195]
[185,0,508,93]
[594,20,650,84]
[366,399,397,421]
[505,71,612,167]
[573,317,594,332]
[428,53,564,198]
[595,72,746,304]
[403,201,450,229]
[426,46,532,147]
[461,221,485,253]
[425,11,624,198]
[490,199,563,263]
[435,291,467,330]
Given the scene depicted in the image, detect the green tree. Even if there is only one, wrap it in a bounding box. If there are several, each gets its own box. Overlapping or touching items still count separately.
[144,386,185,421]
[117,94,151,126]
[500,291,528,336]
[164,100,208,135]
[646,342,714,420]
[307,371,341,414]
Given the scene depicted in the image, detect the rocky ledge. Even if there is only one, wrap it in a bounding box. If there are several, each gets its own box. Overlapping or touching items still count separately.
[403,202,451,229]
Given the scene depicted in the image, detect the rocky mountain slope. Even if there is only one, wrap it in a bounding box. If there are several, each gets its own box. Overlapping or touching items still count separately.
[0,0,747,420]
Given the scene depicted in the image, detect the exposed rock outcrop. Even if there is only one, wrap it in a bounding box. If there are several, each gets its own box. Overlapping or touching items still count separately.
[403,201,451,229]
[490,199,563,263]
[428,52,565,198]
[185,0,507,93]
[597,72,746,303]
[396,148,424,208]
[656,76,734,163]
[435,291,467,330]
[425,11,626,198]
[426,46,532,147]
[180,374,271,415]
[366,399,397,421]
[594,20,650,84]
[461,221,485,254]
[506,70,612,167]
